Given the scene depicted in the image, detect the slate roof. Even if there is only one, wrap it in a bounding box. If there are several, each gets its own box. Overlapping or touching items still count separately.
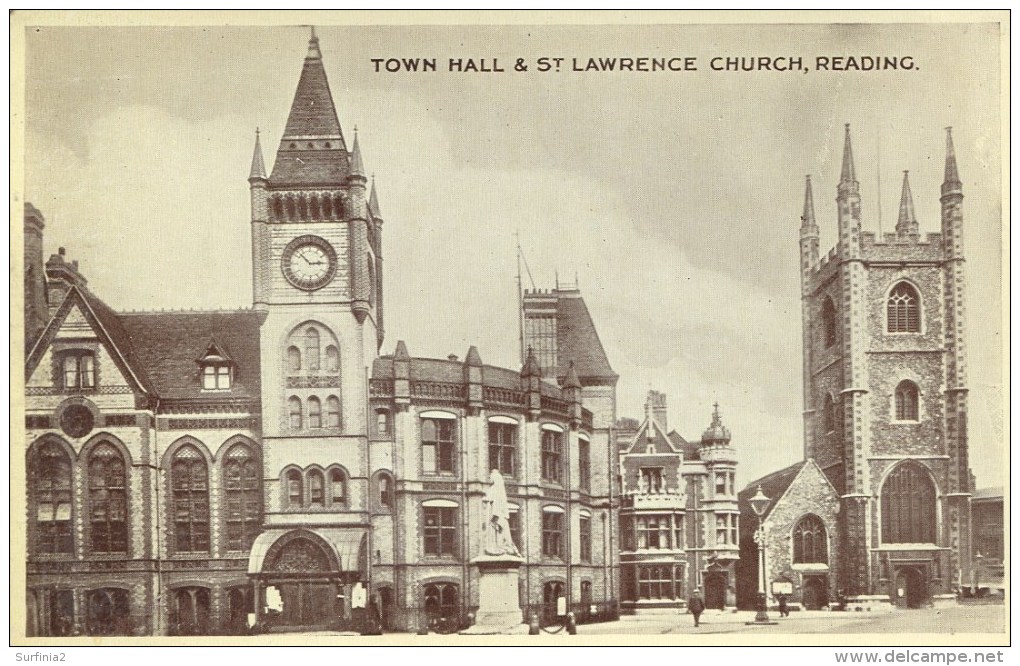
[269,149,350,187]
[119,310,262,401]
[371,355,568,399]
[973,486,1003,502]
[738,461,807,521]
[668,431,700,461]
[622,418,678,456]
[551,290,617,383]
[282,48,343,139]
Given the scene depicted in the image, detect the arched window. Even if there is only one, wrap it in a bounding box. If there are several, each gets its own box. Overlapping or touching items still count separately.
[542,506,565,559]
[792,514,828,564]
[326,396,341,428]
[488,421,517,477]
[308,397,322,429]
[375,472,394,511]
[881,463,936,544]
[309,194,320,220]
[322,195,333,220]
[223,445,261,551]
[286,469,303,508]
[30,441,73,554]
[334,193,344,219]
[423,583,459,625]
[169,587,210,636]
[887,282,921,333]
[308,470,325,507]
[285,196,296,221]
[822,394,837,434]
[272,196,284,221]
[421,417,456,475]
[541,428,563,483]
[305,328,320,371]
[821,297,837,348]
[171,445,209,553]
[330,469,346,506]
[297,194,308,220]
[423,499,459,557]
[86,588,130,636]
[88,443,127,553]
[895,380,920,421]
[325,345,339,372]
[289,397,303,430]
[287,346,301,373]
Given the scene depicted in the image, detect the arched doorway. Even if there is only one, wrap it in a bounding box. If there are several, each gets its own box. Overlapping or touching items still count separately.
[704,572,727,610]
[376,586,394,632]
[895,567,927,609]
[802,576,829,610]
[260,532,341,631]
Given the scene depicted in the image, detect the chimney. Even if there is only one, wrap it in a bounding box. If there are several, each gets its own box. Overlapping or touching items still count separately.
[648,390,668,431]
[46,246,88,316]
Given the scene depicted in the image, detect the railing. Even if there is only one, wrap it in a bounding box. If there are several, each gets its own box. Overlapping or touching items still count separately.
[483,386,527,406]
[520,600,619,627]
[411,381,465,401]
[541,395,570,416]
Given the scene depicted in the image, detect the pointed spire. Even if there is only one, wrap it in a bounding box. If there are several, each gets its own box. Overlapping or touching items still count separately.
[840,123,857,185]
[248,128,267,181]
[521,346,542,378]
[368,175,381,217]
[279,32,342,141]
[561,360,581,389]
[350,131,366,179]
[393,340,410,361]
[465,345,482,367]
[942,126,962,196]
[800,175,817,232]
[896,170,918,235]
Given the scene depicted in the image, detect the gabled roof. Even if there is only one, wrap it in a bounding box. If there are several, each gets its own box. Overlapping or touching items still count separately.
[26,285,155,395]
[622,417,679,456]
[119,310,262,401]
[552,290,617,383]
[668,430,700,461]
[738,461,807,521]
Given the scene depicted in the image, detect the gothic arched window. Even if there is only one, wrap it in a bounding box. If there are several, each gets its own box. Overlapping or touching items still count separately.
[30,441,73,554]
[822,394,837,434]
[881,462,936,544]
[88,443,128,553]
[171,445,209,553]
[287,346,301,373]
[895,380,920,421]
[223,445,261,551]
[887,282,921,333]
[330,469,346,506]
[286,469,303,508]
[308,470,325,507]
[325,345,339,372]
[821,297,837,348]
[326,395,341,428]
[308,396,322,429]
[305,328,320,371]
[288,396,302,430]
[792,514,828,564]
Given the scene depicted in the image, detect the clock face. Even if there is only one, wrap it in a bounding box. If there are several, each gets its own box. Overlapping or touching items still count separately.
[282,236,337,290]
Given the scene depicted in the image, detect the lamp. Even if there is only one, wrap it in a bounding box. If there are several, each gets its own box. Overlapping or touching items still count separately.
[746,485,777,625]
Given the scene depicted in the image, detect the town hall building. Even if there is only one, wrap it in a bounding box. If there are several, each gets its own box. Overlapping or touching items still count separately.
[23,33,619,636]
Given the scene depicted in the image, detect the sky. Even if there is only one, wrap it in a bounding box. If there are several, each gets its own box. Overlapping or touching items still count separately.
[18,17,1005,489]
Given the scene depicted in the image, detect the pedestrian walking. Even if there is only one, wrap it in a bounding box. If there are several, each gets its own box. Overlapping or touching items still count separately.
[778,594,790,618]
[687,588,706,627]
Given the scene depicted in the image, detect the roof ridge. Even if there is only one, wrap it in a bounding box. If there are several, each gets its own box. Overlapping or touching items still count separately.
[120,306,254,315]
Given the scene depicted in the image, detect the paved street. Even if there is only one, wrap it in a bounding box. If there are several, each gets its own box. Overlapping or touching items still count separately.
[574,603,1006,636]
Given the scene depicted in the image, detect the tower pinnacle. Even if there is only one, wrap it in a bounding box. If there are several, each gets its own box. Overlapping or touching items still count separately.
[307,26,322,60]
[368,175,381,217]
[839,123,858,186]
[896,170,918,236]
[350,132,366,179]
[248,127,267,181]
[942,127,963,197]
[801,175,817,233]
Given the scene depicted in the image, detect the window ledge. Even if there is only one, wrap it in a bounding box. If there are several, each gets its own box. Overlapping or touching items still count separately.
[792,563,830,571]
[890,419,921,425]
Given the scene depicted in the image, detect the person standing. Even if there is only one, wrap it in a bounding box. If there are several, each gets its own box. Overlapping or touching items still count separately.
[778,594,790,618]
[687,588,706,627]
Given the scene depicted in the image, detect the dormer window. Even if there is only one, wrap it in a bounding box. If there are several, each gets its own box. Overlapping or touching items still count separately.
[63,352,96,389]
[198,341,233,391]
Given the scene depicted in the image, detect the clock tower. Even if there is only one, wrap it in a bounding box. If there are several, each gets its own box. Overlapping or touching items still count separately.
[248,30,383,542]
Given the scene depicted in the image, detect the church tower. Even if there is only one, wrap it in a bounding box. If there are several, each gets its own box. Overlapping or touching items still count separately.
[249,30,384,592]
[799,126,972,607]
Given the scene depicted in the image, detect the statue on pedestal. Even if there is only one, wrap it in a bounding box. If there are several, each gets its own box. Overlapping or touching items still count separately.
[482,469,521,558]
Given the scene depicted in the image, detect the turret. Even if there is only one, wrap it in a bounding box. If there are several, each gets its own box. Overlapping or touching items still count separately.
[799,175,819,284]
[895,170,919,237]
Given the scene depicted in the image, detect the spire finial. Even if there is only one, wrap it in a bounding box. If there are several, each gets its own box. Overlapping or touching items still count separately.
[896,169,918,236]
[306,25,322,59]
[942,126,962,195]
[350,132,365,178]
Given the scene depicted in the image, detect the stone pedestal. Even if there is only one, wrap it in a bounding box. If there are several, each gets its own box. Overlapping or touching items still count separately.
[460,555,528,635]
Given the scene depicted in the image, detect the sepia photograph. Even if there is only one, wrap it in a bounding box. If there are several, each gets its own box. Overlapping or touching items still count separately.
[10,10,1008,654]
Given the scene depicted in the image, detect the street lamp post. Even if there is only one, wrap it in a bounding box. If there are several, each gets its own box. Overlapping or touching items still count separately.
[746,485,777,625]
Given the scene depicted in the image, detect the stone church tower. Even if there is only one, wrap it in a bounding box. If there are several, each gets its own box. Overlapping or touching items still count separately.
[798,125,972,606]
